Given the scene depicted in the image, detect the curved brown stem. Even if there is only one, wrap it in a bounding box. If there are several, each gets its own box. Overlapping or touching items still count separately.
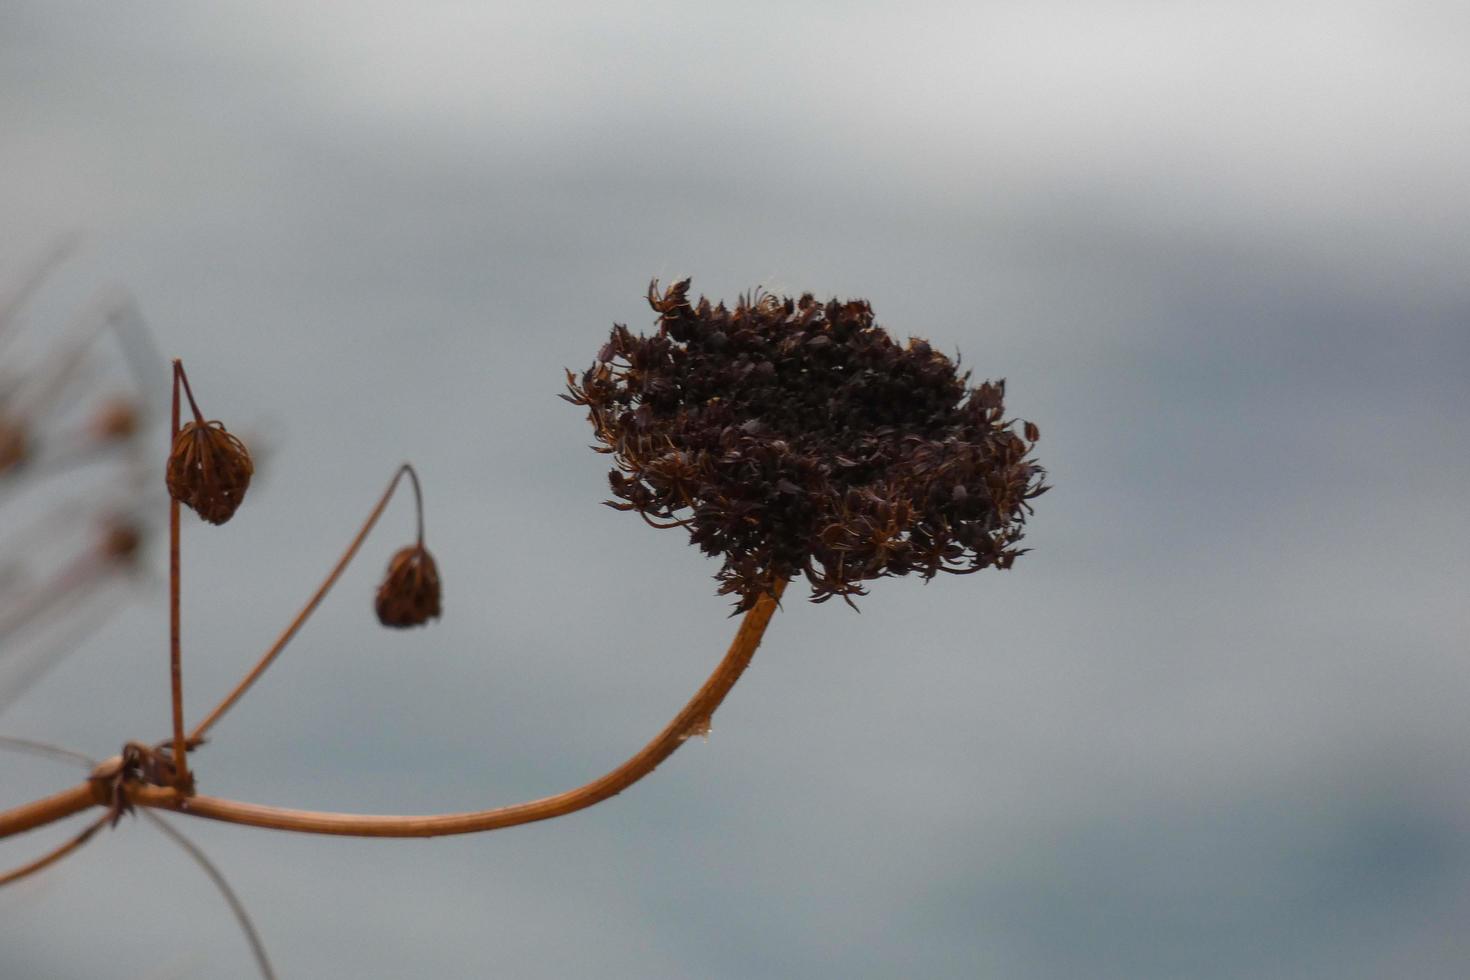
[140,583,783,837]
[168,361,190,791]
[142,811,278,980]
[174,359,205,426]
[189,463,423,743]
[0,782,105,838]
[404,463,424,545]
[2,582,783,841]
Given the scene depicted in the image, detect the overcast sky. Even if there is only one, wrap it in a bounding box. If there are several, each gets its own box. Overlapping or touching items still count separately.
[2,2,1469,977]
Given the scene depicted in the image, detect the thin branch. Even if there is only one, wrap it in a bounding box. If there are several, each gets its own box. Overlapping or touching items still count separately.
[404,462,425,545]
[0,811,109,887]
[174,360,205,426]
[141,811,278,980]
[139,584,784,837]
[0,781,106,837]
[168,361,190,790]
[190,462,423,742]
[0,736,102,886]
[2,582,783,841]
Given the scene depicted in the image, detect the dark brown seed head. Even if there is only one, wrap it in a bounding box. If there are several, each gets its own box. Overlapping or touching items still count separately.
[375,545,442,628]
[564,279,1049,610]
[165,420,253,525]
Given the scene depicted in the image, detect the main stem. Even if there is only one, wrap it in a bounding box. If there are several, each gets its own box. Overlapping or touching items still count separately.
[169,361,190,790]
[141,583,783,837]
[1,583,784,840]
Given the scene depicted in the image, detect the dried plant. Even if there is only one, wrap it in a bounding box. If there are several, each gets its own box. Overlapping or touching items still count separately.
[1,276,1046,974]
[0,247,156,700]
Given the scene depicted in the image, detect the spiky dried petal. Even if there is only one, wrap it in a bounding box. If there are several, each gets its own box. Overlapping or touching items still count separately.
[375,545,442,628]
[566,280,1048,610]
[165,420,253,525]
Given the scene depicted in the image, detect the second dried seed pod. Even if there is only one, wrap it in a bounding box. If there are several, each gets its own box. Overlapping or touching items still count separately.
[166,420,253,525]
[375,544,442,628]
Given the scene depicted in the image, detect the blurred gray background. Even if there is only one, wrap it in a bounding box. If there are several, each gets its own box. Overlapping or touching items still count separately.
[2,1,1469,977]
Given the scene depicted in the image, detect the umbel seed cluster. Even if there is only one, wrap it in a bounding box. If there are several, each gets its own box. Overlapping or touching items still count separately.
[565,280,1048,610]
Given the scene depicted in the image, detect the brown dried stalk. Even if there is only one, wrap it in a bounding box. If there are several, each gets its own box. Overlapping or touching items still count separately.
[140,810,278,980]
[189,461,427,742]
[167,362,190,792]
[0,580,782,840]
[161,360,249,790]
[0,782,103,837]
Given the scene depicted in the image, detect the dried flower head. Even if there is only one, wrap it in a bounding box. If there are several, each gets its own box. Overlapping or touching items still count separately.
[565,280,1048,610]
[375,545,442,628]
[0,415,27,475]
[165,420,253,525]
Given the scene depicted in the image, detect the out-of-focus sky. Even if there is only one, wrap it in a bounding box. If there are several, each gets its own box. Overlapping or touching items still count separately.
[2,1,1468,977]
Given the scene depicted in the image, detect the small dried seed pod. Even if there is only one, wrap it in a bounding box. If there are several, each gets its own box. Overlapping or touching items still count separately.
[375,544,442,628]
[0,415,29,475]
[165,420,253,525]
[98,517,143,565]
[90,397,140,442]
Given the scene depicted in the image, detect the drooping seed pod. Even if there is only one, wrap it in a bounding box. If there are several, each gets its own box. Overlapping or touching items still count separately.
[375,544,442,628]
[165,419,253,525]
[97,517,143,566]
